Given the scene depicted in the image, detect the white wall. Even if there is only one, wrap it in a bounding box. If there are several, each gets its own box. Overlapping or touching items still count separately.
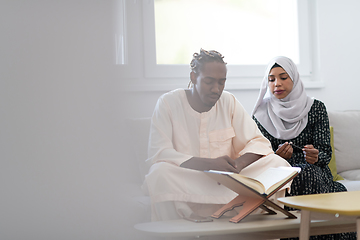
[0,1,130,239]
[308,0,360,111]
[1,1,360,240]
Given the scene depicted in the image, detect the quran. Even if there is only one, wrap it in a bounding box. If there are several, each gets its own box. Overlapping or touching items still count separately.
[204,167,301,223]
[206,167,301,195]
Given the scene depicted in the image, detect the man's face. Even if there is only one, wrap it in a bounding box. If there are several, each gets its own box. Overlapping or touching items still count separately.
[193,61,227,108]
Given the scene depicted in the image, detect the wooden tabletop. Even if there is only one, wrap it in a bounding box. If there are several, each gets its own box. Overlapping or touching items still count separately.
[278,191,360,216]
[134,211,357,239]
[135,212,302,238]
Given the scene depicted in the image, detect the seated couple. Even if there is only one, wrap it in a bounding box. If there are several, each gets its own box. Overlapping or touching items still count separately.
[141,49,354,239]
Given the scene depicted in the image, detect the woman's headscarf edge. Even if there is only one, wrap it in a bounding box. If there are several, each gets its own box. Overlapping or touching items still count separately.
[251,56,314,140]
[251,57,279,117]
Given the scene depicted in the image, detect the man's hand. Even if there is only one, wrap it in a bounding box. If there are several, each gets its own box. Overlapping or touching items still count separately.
[180,155,238,173]
[276,142,293,160]
[303,145,319,164]
[212,155,238,172]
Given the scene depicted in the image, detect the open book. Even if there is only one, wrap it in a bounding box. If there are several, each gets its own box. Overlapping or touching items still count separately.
[206,166,301,196]
[205,166,301,222]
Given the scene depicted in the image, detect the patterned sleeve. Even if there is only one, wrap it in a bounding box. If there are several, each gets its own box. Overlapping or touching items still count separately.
[311,101,332,168]
[253,101,332,168]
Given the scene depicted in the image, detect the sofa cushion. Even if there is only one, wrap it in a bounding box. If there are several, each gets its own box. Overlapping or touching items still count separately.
[328,127,344,181]
[328,111,360,174]
[339,170,360,181]
[337,179,360,192]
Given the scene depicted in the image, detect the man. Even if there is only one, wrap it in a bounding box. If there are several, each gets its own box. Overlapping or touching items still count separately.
[142,49,291,221]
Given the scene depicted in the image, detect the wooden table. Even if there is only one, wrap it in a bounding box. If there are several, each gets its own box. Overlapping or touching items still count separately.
[134,211,357,239]
[278,191,360,240]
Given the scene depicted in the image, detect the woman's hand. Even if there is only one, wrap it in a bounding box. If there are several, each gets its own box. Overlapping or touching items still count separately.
[303,145,319,164]
[276,142,293,160]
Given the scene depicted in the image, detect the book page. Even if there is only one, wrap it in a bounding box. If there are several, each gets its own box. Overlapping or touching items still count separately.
[253,167,300,194]
[207,167,300,195]
[228,174,265,194]
[207,170,266,194]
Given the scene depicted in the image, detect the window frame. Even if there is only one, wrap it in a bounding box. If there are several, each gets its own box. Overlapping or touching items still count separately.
[115,0,127,65]
[140,0,319,89]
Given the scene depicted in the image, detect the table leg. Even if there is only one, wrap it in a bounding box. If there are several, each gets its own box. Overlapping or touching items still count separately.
[299,210,311,240]
[357,217,360,240]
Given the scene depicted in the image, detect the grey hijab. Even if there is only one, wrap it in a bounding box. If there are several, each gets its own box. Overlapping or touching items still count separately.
[252,56,314,140]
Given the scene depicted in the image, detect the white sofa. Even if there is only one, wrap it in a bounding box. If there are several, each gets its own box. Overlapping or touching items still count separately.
[328,110,360,191]
[124,111,360,238]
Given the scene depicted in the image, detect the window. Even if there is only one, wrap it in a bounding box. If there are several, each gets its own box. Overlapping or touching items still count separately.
[142,0,316,89]
[154,0,299,65]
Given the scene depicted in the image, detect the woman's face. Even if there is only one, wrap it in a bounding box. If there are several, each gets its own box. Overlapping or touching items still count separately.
[268,67,294,99]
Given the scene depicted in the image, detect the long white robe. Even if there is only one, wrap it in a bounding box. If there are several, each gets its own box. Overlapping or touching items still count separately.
[143,89,291,221]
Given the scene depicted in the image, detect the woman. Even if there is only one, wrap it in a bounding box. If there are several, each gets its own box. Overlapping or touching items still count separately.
[252,56,355,240]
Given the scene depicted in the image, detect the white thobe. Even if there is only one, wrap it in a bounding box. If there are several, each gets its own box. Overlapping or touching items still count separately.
[143,89,291,221]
